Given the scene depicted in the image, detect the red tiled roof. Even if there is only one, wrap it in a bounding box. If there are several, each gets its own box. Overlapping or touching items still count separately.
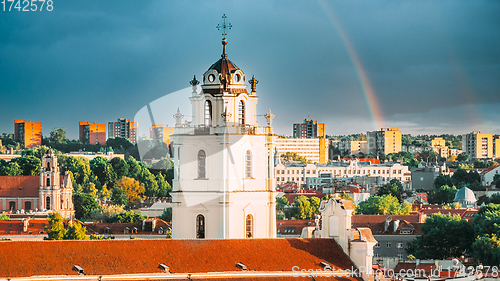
[418,208,478,221]
[0,239,361,280]
[84,218,171,235]
[283,193,326,204]
[0,219,47,235]
[352,215,419,224]
[277,219,315,235]
[393,262,416,273]
[480,165,499,175]
[416,263,434,273]
[0,176,39,197]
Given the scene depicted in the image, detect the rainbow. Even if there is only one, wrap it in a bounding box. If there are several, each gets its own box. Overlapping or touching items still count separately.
[318,0,384,130]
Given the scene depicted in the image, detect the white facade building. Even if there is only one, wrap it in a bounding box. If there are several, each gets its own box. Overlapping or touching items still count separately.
[170,36,277,239]
[274,138,328,164]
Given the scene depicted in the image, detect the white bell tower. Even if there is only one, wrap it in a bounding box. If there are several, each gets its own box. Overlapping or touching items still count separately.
[171,15,277,239]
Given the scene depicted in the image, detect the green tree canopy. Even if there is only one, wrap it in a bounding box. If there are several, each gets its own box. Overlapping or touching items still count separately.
[276,197,289,212]
[356,194,412,215]
[428,185,458,204]
[49,127,67,144]
[115,177,145,206]
[63,222,89,240]
[10,155,41,176]
[376,179,404,202]
[406,213,474,259]
[73,192,100,220]
[45,212,66,240]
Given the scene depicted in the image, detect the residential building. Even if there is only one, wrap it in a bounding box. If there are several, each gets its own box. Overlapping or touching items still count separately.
[338,140,367,156]
[495,135,500,158]
[480,165,500,186]
[79,122,106,146]
[14,120,42,148]
[462,131,494,159]
[293,118,325,138]
[367,128,402,156]
[0,150,74,218]
[275,137,328,164]
[275,160,411,189]
[431,137,446,147]
[430,137,449,158]
[108,118,138,144]
[411,164,450,191]
[150,124,175,145]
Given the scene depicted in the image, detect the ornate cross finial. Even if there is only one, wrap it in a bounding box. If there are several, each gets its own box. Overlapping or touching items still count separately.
[217,14,232,58]
[265,108,274,127]
[173,108,184,127]
[249,75,258,93]
[216,14,232,37]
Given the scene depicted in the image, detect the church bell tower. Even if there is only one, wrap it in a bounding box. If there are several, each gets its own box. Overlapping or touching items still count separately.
[171,15,277,239]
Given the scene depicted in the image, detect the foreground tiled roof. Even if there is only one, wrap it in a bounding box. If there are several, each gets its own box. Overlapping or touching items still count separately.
[0,176,39,197]
[0,238,361,281]
[352,214,420,224]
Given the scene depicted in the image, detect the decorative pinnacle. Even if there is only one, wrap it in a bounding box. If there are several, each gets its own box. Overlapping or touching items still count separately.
[189,75,200,86]
[265,108,274,127]
[173,108,184,127]
[249,75,259,92]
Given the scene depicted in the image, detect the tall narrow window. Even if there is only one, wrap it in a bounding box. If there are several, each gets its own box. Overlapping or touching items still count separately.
[245,150,252,178]
[204,100,212,126]
[9,201,16,211]
[177,148,181,179]
[198,150,206,179]
[46,178,50,187]
[196,214,205,239]
[25,201,31,211]
[46,161,50,171]
[46,196,51,210]
[246,214,253,238]
[239,100,245,126]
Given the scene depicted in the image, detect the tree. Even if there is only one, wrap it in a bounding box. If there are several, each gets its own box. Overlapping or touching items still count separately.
[308,197,321,215]
[73,192,100,220]
[64,156,91,185]
[63,222,89,240]
[90,156,116,187]
[108,210,147,223]
[356,195,411,215]
[45,212,66,240]
[428,185,457,204]
[493,174,500,188]
[0,214,10,220]
[110,157,129,179]
[159,207,172,222]
[456,153,469,162]
[111,187,128,206]
[376,179,404,202]
[89,204,124,222]
[276,197,289,212]
[10,155,41,176]
[471,234,500,266]
[156,173,171,197]
[295,196,313,219]
[0,161,22,176]
[49,127,67,144]
[471,204,500,265]
[433,175,453,189]
[468,181,486,191]
[115,177,145,206]
[406,213,474,259]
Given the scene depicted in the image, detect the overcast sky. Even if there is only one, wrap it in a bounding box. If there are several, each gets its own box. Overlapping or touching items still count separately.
[1,0,499,139]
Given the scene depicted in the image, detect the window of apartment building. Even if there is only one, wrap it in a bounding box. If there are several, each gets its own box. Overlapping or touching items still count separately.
[398,253,404,261]
[386,241,391,248]
[307,170,310,174]
[375,242,380,248]
[374,253,380,258]
[397,241,403,248]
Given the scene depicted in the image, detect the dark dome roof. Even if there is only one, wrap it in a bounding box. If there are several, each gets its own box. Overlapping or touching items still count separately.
[208,57,240,77]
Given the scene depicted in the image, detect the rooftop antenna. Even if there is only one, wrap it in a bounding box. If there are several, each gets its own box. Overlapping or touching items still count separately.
[216,14,232,58]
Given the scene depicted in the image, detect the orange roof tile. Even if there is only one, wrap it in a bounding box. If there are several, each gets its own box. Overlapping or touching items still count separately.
[0,219,48,235]
[0,238,361,280]
[0,176,39,197]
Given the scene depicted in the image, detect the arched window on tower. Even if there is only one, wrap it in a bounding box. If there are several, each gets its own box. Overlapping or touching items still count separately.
[46,177,50,187]
[204,100,212,126]
[196,214,205,239]
[239,100,245,126]
[46,196,51,210]
[246,214,253,238]
[245,150,253,178]
[198,150,206,179]
[46,161,50,171]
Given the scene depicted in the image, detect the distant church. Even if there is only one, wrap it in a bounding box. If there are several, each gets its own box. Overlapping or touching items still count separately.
[0,149,74,218]
[170,23,277,239]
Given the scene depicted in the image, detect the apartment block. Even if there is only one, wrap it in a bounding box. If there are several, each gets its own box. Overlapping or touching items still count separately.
[431,137,446,147]
[367,128,402,156]
[462,131,493,159]
[14,120,42,148]
[431,137,449,158]
[108,118,138,144]
[293,118,325,139]
[79,122,106,146]
[150,124,175,145]
[338,140,367,156]
[275,137,328,164]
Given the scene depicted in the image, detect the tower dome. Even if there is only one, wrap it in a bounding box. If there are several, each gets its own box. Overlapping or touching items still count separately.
[453,186,477,207]
[202,38,246,88]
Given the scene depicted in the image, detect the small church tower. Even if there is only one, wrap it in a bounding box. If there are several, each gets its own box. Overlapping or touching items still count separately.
[39,149,74,218]
[171,15,277,239]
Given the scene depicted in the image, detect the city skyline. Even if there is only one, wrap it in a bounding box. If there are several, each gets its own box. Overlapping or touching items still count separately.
[1,1,499,139]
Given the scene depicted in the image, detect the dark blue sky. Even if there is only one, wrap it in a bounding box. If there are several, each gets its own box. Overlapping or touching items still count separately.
[1,0,499,139]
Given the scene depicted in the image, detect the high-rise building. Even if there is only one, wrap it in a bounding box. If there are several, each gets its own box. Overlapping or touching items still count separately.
[494,135,500,159]
[14,120,42,148]
[338,140,367,156]
[367,128,402,156]
[431,137,446,147]
[79,122,107,146]
[293,118,325,138]
[462,131,494,159]
[150,124,175,145]
[275,138,328,164]
[108,118,138,144]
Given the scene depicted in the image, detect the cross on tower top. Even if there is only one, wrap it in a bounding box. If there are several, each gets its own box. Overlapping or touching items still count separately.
[216,14,232,38]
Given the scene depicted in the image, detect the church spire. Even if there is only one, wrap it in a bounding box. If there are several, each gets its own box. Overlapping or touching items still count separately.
[216,14,232,59]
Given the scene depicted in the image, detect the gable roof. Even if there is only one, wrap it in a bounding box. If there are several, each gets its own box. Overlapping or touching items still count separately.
[352,214,420,224]
[0,176,39,197]
[276,219,315,236]
[0,239,361,280]
[0,219,48,235]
